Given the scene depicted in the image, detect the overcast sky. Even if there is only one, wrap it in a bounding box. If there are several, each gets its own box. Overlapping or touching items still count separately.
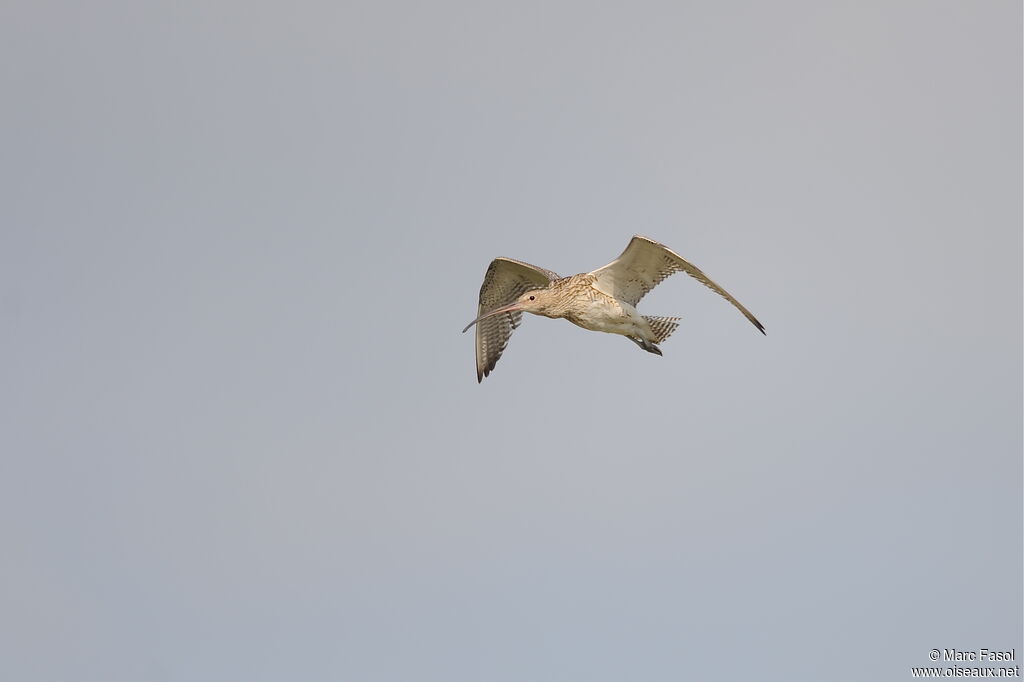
[2,1,1021,680]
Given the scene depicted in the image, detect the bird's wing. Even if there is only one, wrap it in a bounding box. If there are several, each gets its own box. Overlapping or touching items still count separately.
[589,235,765,334]
[474,257,560,382]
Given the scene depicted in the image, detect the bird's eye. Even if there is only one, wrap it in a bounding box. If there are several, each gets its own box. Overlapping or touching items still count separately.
[529,295,535,300]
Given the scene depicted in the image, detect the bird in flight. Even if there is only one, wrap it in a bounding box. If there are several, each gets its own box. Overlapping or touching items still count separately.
[462,235,765,382]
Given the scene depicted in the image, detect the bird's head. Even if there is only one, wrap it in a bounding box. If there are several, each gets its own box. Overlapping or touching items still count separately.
[461,288,555,333]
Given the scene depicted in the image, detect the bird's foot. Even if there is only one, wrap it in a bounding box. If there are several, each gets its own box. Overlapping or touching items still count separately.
[628,337,663,356]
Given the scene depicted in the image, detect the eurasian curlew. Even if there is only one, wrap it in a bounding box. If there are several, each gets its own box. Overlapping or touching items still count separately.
[463,235,764,382]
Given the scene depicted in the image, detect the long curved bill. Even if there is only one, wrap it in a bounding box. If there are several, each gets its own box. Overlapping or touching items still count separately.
[461,302,525,333]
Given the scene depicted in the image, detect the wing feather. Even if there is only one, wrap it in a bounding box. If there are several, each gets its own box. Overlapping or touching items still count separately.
[589,235,765,334]
[473,257,559,382]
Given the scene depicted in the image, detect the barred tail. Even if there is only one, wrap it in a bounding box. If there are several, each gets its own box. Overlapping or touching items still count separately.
[643,315,681,344]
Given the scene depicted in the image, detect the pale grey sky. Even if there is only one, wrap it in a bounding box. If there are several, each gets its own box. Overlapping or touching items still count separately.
[2,1,1021,680]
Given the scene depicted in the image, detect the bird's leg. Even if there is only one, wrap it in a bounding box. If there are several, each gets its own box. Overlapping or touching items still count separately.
[628,336,663,356]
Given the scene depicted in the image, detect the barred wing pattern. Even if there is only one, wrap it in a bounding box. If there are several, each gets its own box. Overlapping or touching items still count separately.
[590,235,765,334]
[474,257,560,382]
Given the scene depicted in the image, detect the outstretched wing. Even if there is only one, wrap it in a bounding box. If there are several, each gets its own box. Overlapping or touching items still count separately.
[589,235,765,334]
[473,257,560,382]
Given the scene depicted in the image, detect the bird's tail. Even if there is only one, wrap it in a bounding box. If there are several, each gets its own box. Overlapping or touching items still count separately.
[643,316,681,344]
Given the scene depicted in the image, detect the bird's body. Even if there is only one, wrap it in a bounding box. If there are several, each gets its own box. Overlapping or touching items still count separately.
[540,273,655,340]
[463,235,764,382]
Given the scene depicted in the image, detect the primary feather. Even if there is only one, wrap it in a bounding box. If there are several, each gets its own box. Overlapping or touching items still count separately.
[589,235,765,334]
[473,257,559,382]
